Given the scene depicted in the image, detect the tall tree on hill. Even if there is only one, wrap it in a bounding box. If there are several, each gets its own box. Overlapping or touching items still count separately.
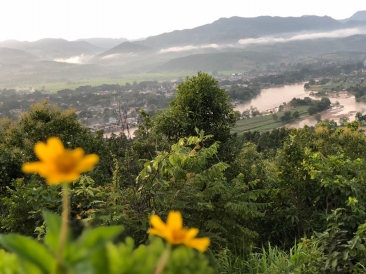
[154,72,236,143]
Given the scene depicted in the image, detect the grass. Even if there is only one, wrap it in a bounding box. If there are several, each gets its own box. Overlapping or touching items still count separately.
[232,106,310,134]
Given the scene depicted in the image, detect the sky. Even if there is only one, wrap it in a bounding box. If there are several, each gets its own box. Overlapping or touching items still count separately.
[1,0,366,42]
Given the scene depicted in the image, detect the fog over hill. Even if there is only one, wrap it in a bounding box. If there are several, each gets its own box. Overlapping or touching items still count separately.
[135,16,343,48]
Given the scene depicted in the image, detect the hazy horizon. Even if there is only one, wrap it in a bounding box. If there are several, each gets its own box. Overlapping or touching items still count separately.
[1,0,366,42]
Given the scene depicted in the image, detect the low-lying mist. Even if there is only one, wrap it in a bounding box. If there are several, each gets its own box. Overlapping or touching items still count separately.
[156,28,366,54]
[238,28,366,45]
[158,44,226,53]
[54,54,92,64]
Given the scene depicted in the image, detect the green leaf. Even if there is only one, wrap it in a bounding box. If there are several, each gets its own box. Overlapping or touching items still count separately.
[43,210,63,253]
[70,226,123,263]
[89,247,110,274]
[331,258,338,270]
[0,234,55,273]
[169,154,180,166]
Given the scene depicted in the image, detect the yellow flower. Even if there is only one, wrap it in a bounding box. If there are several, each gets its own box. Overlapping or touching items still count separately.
[22,137,99,185]
[148,211,210,252]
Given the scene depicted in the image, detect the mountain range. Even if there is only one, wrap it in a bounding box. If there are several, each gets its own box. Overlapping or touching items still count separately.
[0,39,104,60]
[136,16,344,48]
[1,10,366,85]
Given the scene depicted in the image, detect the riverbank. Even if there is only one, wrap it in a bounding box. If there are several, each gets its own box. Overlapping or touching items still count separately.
[104,82,366,137]
[234,81,366,131]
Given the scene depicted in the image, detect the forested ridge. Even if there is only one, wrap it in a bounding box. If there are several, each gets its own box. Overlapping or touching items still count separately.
[1,72,366,273]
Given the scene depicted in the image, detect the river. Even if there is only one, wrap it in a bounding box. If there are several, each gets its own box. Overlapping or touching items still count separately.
[105,83,366,138]
[234,83,309,113]
[234,83,366,128]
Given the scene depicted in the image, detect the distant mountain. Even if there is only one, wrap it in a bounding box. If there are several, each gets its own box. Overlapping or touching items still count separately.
[340,11,366,23]
[342,20,366,28]
[0,39,104,59]
[97,41,155,58]
[157,51,281,71]
[75,38,128,49]
[137,16,342,48]
[156,34,366,72]
[264,34,366,56]
[0,40,28,49]
[0,47,38,64]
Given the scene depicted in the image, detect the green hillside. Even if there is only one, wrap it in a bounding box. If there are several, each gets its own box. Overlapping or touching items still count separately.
[158,51,282,71]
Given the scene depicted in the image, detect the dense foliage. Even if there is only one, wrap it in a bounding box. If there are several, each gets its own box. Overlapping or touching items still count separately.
[226,84,261,102]
[2,72,366,272]
[290,96,332,115]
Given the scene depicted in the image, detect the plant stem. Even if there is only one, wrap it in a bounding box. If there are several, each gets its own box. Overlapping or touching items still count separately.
[155,243,171,274]
[56,183,70,264]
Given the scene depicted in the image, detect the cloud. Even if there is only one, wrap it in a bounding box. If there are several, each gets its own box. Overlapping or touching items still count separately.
[101,53,121,59]
[159,44,222,53]
[238,28,366,45]
[54,54,91,64]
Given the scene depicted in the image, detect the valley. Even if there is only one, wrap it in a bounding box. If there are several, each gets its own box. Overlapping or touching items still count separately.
[3,5,366,273]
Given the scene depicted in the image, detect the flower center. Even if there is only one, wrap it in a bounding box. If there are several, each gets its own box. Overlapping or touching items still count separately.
[172,229,187,242]
[55,151,77,173]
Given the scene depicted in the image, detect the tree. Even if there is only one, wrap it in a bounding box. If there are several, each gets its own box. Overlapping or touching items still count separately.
[272,114,279,122]
[242,109,250,119]
[339,115,349,126]
[281,111,292,123]
[234,111,241,121]
[154,72,236,143]
[250,106,260,117]
[292,111,300,119]
[135,132,268,250]
[355,112,366,122]
[314,113,322,123]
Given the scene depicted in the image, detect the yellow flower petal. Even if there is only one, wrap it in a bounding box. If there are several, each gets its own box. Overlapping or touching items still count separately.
[185,237,210,252]
[76,154,99,172]
[150,215,167,231]
[185,228,199,240]
[47,137,64,155]
[167,211,182,230]
[72,148,85,160]
[34,142,51,162]
[46,173,80,184]
[147,228,167,238]
[22,162,47,174]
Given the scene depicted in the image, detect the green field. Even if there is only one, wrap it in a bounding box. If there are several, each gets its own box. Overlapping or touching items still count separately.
[14,71,198,93]
[232,106,310,133]
[307,82,352,93]
[12,70,258,93]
